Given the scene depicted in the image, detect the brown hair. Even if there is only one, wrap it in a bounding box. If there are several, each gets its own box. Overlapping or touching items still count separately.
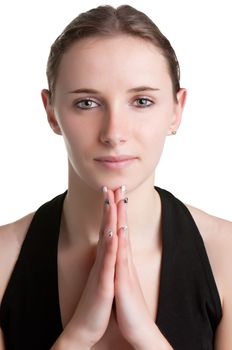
[46,4,180,103]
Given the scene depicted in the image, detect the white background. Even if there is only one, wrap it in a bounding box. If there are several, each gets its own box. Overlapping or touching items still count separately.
[0,0,231,224]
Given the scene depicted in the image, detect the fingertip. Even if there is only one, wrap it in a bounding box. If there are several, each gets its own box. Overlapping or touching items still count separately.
[114,187,121,205]
[101,185,108,193]
[120,185,127,196]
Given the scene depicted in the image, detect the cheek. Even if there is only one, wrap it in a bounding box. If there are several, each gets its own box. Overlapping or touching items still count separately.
[137,109,171,164]
[145,127,167,160]
[62,124,93,158]
[54,107,93,157]
[137,108,170,144]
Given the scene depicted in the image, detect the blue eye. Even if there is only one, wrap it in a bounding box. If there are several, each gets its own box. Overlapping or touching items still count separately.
[135,98,153,108]
[75,99,98,109]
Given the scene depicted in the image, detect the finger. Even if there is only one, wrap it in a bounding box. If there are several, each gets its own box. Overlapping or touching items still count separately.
[100,191,118,291]
[115,186,133,258]
[103,189,117,242]
[115,197,130,282]
[99,187,115,241]
[114,185,128,234]
[95,188,118,290]
[117,198,128,235]
[114,185,126,205]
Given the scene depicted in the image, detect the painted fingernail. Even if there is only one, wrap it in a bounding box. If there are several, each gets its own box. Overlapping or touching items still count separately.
[102,186,108,193]
[123,197,128,204]
[120,185,126,195]
[102,186,110,206]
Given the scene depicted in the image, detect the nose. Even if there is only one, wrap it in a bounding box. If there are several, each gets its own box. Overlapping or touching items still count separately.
[99,108,128,147]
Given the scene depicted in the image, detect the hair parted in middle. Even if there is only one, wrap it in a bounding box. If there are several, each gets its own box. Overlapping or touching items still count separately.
[46,4,180,103]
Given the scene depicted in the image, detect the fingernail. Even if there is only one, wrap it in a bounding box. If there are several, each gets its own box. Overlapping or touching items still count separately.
[102,186,110,206]
[102,186,108,193]
[121,185,126,195]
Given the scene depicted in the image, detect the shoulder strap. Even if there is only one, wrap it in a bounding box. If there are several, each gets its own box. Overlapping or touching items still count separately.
[155,186,222,349]
[0,191,67,349]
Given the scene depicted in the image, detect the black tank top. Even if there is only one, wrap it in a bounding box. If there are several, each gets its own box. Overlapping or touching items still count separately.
[0,187,222,349]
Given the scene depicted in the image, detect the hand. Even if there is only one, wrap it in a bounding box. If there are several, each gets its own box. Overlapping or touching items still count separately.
[113,187,172,349]
[57,188,119,349]
[53,186,172,350]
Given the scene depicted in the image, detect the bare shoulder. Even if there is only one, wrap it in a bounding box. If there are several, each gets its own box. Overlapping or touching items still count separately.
[186,204,232,239]
[186,204,232,305]
[0,212,35,304]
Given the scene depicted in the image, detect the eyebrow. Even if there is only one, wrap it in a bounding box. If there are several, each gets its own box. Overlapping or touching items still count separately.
[68,86,160,94]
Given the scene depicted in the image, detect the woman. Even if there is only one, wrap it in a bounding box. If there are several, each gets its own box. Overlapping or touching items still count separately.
[0,4,231,350]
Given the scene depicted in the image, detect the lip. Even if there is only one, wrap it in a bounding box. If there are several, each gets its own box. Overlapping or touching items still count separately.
[94,155,137,162]
[94,155,137,169]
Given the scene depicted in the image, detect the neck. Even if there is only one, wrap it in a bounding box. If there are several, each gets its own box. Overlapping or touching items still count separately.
[60,165,162,255]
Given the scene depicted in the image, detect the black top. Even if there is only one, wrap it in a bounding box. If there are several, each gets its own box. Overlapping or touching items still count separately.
[0,187,222,349]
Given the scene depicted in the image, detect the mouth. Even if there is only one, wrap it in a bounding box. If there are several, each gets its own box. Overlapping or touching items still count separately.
[94,157,138,169]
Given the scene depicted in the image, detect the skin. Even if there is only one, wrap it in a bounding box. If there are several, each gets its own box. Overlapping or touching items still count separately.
[0,34,231,349]
[42,35,186,253]
[41,34,186,348]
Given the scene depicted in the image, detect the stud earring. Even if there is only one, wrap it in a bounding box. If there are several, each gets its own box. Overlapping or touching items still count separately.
[172,130,177,135]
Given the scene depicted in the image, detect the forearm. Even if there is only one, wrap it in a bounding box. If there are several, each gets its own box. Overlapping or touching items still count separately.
[50,334,90,350]
[50,336,90,350]
[134,340,173,350]
[134,338,173,350]
[50,326,91,350]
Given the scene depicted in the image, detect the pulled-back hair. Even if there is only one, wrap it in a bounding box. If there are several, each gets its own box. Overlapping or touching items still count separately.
[46,4,180,103]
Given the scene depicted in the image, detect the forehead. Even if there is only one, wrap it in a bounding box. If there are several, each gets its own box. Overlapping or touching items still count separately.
[56,35,171,90]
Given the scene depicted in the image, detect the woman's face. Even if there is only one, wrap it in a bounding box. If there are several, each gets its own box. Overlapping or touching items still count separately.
[44,35,186,192]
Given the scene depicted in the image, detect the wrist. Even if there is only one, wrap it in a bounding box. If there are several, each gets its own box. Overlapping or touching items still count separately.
[132,322,173,350]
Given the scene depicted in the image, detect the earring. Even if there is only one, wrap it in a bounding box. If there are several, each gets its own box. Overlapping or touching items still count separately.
[172,130,177,135]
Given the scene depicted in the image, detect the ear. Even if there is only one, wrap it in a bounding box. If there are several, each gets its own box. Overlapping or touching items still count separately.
[168,88,187,135]
[41,89,62,135]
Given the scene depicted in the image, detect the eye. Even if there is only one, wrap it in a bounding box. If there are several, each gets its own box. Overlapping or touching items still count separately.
[134,98,154,108]
[74,98,99,109]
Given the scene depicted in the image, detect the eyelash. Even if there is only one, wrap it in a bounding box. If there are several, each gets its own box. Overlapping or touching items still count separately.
[74,97,154,110]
